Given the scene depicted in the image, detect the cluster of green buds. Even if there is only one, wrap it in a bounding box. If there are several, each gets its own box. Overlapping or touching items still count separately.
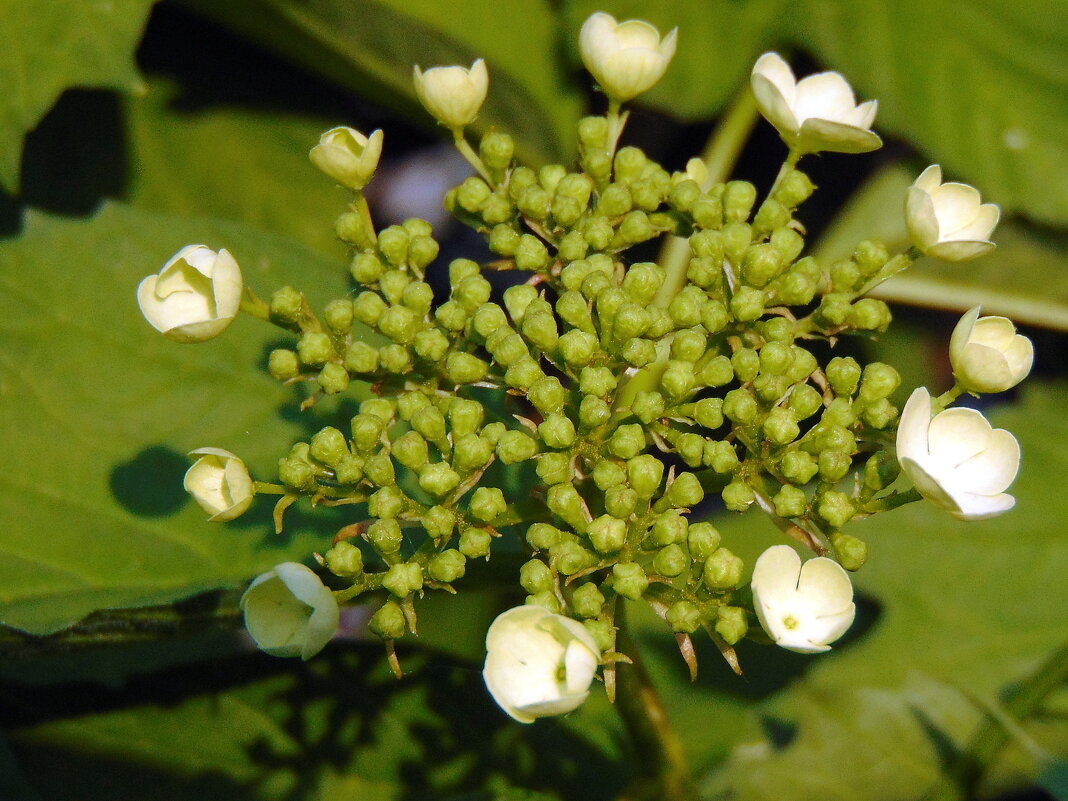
[139,11,1031,723]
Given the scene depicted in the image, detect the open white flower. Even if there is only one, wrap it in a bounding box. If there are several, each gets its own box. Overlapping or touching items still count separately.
[751,545,856,654]
[579,12,678,103]
[906,165,1000,261]
[412,59,489,129]
[184,447,255,522]
[483,605,600,723]
[896,388,1020,520]
[241,562,339,660]
[750,52,881,155]
[950,306,1033,394]
[309,126,383,190]
[137,245,243,343]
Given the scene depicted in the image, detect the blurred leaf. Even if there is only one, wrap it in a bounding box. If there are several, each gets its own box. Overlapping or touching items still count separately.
[563,0,1068,223]
[0,203,355,634]
[126,79,347,259]
[816,162,1068,330]
[0,0,156,192]
[178,0,583,165]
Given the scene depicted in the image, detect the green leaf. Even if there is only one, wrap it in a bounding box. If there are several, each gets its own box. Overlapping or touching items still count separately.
[562,0,1068,223]
[178,0,583,165]
[0,0,156,192]
[815,162,1068,331]
[125,78,348,260]
[0,203,353,635]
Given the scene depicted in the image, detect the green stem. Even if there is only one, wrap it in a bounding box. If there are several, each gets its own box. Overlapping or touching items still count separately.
[935,384,964,410]
[861,487,922,514]
[239,288,271,321]
[614,606,697,801]
[764,148,801,203]
[452,128,493,184]
[605,99,626,158]
[653,86,760,309]
[925,641,1068,801]
[351,190,378,249]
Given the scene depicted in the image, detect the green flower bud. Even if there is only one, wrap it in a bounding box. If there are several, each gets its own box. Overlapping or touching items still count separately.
[722,221,753,264]
[653,544,688,577]
[692,195,724,229]
[774,266,819,306]
[269,285,304,324]
[369,485,407,519]
[269,348,301,381]
[579,366,617,397]
[555,291,593,334]
[621,263,663,305]
[627,454,664,499]
[702,440,738,474]
[527,522,565,550]
[520,558,554,594]
[764,407,800,445]
[523,591,560,613]
[585,462,623,494]
[722,479,755,512]
[686,255,720,289]
[571,582,605,619]
[534,453,570,486]
[579,115,608,150]
[310,427,349,467]
[858,362,900,401]
[742,244,784,288]
[350,413,385,452]
[770,227,805,264]
[618,210,653,244]
[667,472,705,507]
[864,450,901,492]
[435,299,468,332]
[661,361,697,400]
[520,312,559,352]
[341,341,377,374]
[419,462,461,497]
[427,549,466,583]
[667,600,701,633]
[350,253,385,284]
[818,490,855,528]
[547,483,589,531]
[773,167,815,207]
[325,540,363,577]
[579,395,612,429]
[753,373,790,404]
[825,356,862,397]
[817,292,852,326]
[703,547,743,590]
[831,532,868,571]
[504,356,544,390]
[596,184,632,217]
[363,453,395,487]
[411,329,447,362]
[555,329,596,367]
[394,391,429,421]
[848,297,892,332]
[622,338,657,367]
[830,260,861,292]
[478,196,512,226]
[507,166,538,200]
[496,429,539,464]
[367,518,403,555]
[517,185,551,221]
[668,287,705,327]
[422,505,456,541]
[788,383,823,420]
[753,198,791,233]
[651,511,688,546]
[698,355,734,387]
[773,484,808,518]
[527,376,566,414]
[785,346,818,384]
[820,398,855,429]
[411,404,446,443]
[457,176,493,213]
[671,330,707,363]
[515,235,550,272]
[557,232,588,263]
[334,453,365,484]
[685,522,720,561]
[377,305,419,344]
[757,341,791,376]
[607,424,644,460]
[818,450,852,482]
[383,561,423,597]
[853,239,890,278]
[731,348,761,382]
[403,218,433,238]
[322,299,354,334]
[539,414,577,449]
[454,275,492,312]
[730,286,766,322]
[381,342,413,374]
[352,292,387,329]
[480,130,514,170]
[587,514,627,553]
[674,433,704,467]
[582,216,613,251]
[779,450,817,484]
[613,562,649,602]
[297,332,335,366]
[714,606,748,644]
[489,224,521,257]
[605,486,638,518]
[646,307,674,338]
[670,179,701,213]
[445,351,489,383]
[611,304,651,343]
[459,527,493,559]
[723,388,759,426]
[631,391,666,425]
[862,397,898,429]
[723,180,757,223]
[377,227,410,268]
[389,431,427,470]
[369,601,407,639]
[408,236,439,271]
[691,398,724,430]
[552,540,595,576]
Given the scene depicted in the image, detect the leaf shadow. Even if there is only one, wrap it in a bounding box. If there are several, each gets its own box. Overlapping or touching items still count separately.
[109,445,190,516]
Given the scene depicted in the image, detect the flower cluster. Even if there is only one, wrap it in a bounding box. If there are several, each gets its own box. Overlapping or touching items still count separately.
[139,13,1031,724]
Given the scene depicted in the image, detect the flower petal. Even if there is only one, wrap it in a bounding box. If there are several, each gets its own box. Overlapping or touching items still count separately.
[926,240,997,262]
[797,118,882,154]
[906,186,941,252]
[793,71,857,123]
[896,388,933,463]
[929,182,982,235]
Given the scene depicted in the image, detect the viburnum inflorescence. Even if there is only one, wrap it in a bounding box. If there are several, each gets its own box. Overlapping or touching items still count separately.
[137,11,1032,723]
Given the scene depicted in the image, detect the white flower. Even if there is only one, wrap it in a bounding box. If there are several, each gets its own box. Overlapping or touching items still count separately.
[950,306,1033,394]
[579,12,678,103]
[241,562,339,660]
[896,387,1020,520]
[183,447,255,522]
[137,245,243,343]
[309,126,383,190]
[483,605,600,723]
[750,52,881,155]
[906,165,1000,261]
[412,59,489,129]
[751,545,856,654]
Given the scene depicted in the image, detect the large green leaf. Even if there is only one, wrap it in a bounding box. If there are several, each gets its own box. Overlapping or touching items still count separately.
[125,79,348,260]
[178,0,584,165]
[0,0,156,192]
[815,163,1068,330]
[0,203,353,634]
[562,0,1068,224]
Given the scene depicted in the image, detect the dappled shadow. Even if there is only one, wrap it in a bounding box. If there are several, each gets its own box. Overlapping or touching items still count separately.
[110,444,189,516]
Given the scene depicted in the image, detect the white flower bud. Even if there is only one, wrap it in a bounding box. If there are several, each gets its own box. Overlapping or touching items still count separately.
[184,447,255,522]
[751,545,855,653]
[241,562,339,660]
[309,126,383,190]
[906,165,1000,261]
[483,605,600,723]
[750,52,881,155]
[950,306,1033,394]
[137,245,243,343]
[896,388,1020,520]
[412,59,489,129]
[578,12,678,103]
